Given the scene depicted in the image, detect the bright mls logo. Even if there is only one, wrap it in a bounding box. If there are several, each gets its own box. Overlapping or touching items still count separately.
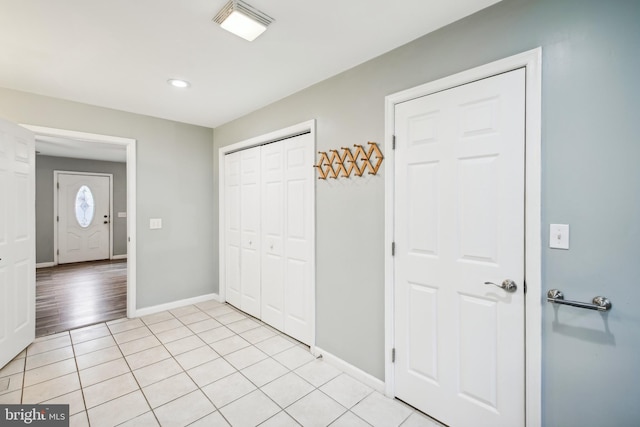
[0,405,69,426]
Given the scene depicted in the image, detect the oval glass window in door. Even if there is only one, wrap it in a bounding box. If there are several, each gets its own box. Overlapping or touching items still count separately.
[75,185,95,228]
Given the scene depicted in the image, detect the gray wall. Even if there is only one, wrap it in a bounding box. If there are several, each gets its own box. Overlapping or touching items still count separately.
[213,0,640,425]
[35,155,127,263]
[0,89,215,309]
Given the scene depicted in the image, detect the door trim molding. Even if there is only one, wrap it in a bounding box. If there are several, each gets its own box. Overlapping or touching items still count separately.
[218,119,316,350]
[53,171,114,264]
[383,47,542,427]
[22,125,138,318]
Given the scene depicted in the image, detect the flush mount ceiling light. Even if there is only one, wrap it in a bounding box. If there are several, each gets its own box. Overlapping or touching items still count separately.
[167,78,191,88]
[213,0,274,42]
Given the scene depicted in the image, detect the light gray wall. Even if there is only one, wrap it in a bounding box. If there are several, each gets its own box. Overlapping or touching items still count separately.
[35,155,127,263]
[0,89,215,309]
[213,0,640,425]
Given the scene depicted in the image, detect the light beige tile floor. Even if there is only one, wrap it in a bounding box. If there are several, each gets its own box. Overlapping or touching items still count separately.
[0,300,444,427]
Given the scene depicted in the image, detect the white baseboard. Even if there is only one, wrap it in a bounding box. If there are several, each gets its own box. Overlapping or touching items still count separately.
[134,293,221,317]
[111,254,128,260]
[313,346,385,392]
[36,262,55,269]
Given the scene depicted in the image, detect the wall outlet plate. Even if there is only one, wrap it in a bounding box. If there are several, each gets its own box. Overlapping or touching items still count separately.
[149,218,162,229]
[549,224,569,249]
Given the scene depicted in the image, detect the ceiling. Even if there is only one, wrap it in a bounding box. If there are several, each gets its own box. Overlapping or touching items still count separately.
[2,0,501,161]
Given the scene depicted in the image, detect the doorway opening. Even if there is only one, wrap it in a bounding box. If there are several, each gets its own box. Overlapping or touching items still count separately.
[23,125,137,337]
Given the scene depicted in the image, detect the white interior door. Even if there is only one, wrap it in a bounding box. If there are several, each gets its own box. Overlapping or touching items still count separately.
[240,146,262,318]
[282,134,313,344]
[393,69,526,427]
[0,118,35,368]
[58,173,111,264]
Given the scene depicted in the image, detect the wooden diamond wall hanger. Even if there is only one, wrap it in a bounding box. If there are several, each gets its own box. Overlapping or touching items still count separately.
[315,142,383,179]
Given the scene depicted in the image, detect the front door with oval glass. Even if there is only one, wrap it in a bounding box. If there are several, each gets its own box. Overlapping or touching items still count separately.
[57,173,111,264]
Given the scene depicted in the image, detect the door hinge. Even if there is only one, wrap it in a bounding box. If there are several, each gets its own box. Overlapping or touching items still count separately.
[524,281,527,294]
[56,215,59,222]
[392,135,396,150]
[57,182,59,189]
[56,249,59,255]
[392,348,396,363]
[391,241,395,256]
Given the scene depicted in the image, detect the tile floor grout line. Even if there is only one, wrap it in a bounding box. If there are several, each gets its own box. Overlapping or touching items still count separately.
[19,349,27,405]
[161,304,233,426]
[108,318,162,427]
[68,330,90,427]
[171,303,303,425]
[146,308,230,423]
[21,332,76,404]
[205,326,325,425]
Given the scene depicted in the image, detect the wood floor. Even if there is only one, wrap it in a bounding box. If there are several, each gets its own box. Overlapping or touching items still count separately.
[36,259,127,337]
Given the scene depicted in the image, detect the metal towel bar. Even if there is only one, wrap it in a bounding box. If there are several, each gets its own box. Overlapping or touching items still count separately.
[546,289,612,312]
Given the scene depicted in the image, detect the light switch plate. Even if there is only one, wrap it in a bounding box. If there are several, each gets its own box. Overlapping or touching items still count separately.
[549,224,569,249]
[117,212,127,218]
[149,218,162,230]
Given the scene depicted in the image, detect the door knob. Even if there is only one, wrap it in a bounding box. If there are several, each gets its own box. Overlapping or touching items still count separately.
[484,279,517,293]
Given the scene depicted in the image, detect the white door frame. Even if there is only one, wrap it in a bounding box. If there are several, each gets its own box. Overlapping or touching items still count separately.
[22,124,138,318]
[54,171,114,263]
[384,48,542,427]
[218,119,316,350]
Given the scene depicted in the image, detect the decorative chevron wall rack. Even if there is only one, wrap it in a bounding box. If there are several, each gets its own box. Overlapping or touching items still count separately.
[315,142,384,179]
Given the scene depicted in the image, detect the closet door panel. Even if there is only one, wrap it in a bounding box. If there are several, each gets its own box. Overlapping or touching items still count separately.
[283,135,313,343]
[261,143,285,330]
[240,147,261,318]
[224,152,242,307]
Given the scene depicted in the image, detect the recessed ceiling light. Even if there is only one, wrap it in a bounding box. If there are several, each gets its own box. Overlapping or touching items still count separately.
[167,79,191,88]
[213,0,274,42]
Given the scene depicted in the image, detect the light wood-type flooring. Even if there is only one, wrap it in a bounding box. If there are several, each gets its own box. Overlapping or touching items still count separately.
[35,259,127,337]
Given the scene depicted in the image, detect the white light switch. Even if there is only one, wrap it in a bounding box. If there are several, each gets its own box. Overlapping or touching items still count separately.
[549,224,569,250]
[149,218,162,230]
[118,212,127,218]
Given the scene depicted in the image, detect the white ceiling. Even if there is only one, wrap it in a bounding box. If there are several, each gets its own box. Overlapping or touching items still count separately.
[0,0,501,130]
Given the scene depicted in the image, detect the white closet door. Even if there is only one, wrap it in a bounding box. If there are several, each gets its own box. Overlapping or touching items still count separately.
[224,132,313,345]
[283,133,313,344]
[224,151,242,308]
[240,146,261,318]
[261,142,285,330]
